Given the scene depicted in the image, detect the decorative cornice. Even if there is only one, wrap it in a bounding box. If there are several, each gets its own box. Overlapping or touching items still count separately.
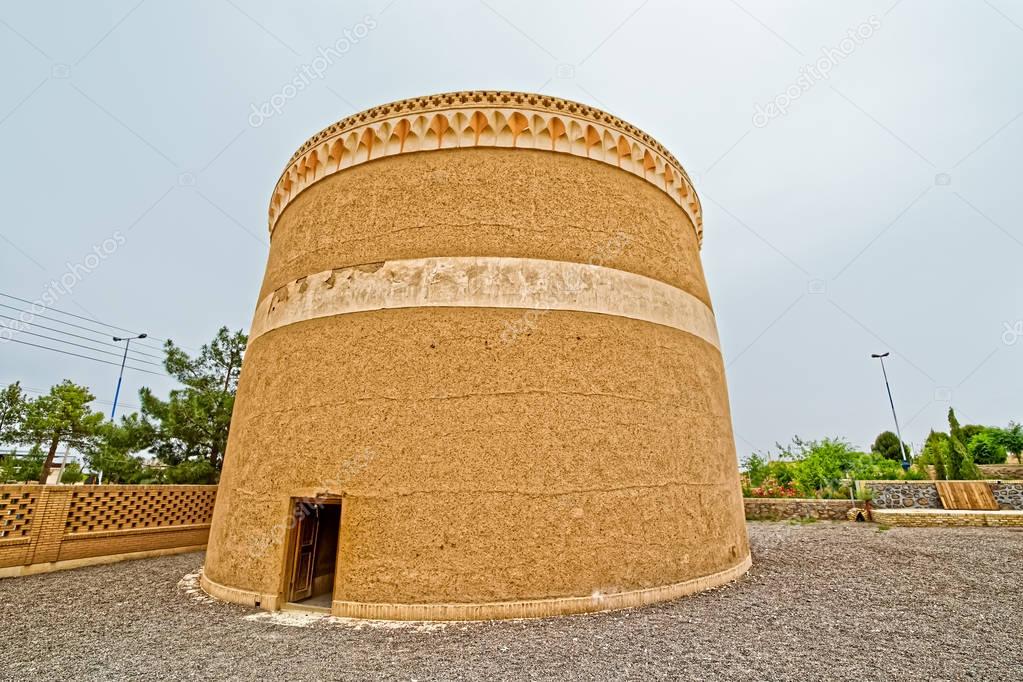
[248,257,720,350]
[269,91,703,243]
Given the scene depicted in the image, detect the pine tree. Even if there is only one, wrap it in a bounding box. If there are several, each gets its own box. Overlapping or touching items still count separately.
[947,408,980,480]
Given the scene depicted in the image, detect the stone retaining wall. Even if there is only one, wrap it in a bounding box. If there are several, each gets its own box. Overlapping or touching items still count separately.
[979,464,1023,480]
[992,482,1023,509]
[743,498,855,521]
[860,480,1023,511]
[923,465,1023,480]
[860,481,941,509]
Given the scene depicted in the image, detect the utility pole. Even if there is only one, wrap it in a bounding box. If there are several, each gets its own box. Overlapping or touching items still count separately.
[111,333,147,419]
[871,352,910,471]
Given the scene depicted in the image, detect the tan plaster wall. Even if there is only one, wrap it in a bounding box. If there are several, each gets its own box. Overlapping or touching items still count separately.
[259,148,710,307]
[204,136,748,617]
[204,308,748,606]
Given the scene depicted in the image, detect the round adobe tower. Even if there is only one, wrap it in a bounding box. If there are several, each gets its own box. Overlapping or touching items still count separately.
[201,91,750,620]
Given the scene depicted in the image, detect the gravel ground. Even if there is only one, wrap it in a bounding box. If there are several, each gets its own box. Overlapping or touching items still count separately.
[1,522,1021,681]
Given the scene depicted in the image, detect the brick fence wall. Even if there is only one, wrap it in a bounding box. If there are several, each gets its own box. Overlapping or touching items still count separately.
[871,509,1023,528]
[0,484,216,575]
[743,498,856,521]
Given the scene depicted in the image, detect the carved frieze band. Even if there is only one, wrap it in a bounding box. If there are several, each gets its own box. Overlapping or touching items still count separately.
[270,92,703,243]
[249,257,720,350]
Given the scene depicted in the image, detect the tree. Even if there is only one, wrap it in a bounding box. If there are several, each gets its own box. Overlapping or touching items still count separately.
[140,327,246,470]
[741,453,769,487]
[85,446,143,484]
[97,413,152,454]
[968,429,1007,465]
[989,422,1023,461]
[959,424,985,444]
[0,381,27,444]
[164,459,218,484]
[920,430,949,480]
[947,408,980,480]
[20,381,104,483]
[871,430,909,461]
[85,414,151,484]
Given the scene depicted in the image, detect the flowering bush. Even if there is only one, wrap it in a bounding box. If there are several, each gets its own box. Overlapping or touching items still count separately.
[746,478,800,498]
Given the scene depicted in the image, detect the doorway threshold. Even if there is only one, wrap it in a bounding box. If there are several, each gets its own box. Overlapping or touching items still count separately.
[282,592,332,614]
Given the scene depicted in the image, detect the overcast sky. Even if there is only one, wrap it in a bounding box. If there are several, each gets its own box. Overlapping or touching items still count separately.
[1,0,1020,457]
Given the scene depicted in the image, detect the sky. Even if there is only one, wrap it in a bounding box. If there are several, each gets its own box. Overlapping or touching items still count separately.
[0,0,1021,459]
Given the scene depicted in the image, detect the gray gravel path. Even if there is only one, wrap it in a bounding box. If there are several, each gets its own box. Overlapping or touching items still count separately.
[1,522,1020,681]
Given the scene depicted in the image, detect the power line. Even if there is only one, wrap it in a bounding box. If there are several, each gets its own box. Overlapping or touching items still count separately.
[0,301,167,354]
[11,329,165,368]
[0,291,170,342]
[4,338,168,377]
[0,291,199,354]
[0,313,165,361]
[12,384,142,411]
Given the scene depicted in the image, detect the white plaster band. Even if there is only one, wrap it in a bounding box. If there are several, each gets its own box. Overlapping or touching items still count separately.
[251,257,720,349]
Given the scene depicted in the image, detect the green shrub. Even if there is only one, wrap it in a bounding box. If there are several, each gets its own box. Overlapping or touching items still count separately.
[792,438,858,495]
[1,445,45,482]
[59,461,85,484]
[968,430,1007,465]
[849,452,905,480]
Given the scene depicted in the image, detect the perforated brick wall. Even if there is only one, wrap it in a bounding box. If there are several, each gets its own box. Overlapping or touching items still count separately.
[0,487,39,540]
[0,484,217,572]
[64,486,216,534]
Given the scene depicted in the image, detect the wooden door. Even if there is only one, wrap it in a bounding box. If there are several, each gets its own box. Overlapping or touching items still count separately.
[288,504,320,602]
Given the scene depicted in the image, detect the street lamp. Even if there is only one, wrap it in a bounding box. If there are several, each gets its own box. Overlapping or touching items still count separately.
[111,333,147,419]
[871,352,910,471]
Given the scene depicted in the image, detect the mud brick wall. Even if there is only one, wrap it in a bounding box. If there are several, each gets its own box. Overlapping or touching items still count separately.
[0,485,216,570]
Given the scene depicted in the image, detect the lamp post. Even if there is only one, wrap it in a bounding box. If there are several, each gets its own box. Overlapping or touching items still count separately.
[111,333,147,419]
[871,352,910,471]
